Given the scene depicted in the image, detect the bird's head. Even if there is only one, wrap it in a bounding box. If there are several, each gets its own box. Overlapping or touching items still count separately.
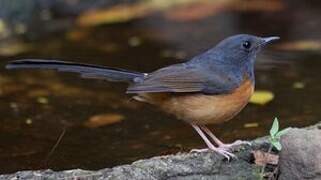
[215,34,279,65]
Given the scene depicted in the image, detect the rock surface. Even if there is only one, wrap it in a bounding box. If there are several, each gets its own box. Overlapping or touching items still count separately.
[0,146,261,180]
[279,127,321,180]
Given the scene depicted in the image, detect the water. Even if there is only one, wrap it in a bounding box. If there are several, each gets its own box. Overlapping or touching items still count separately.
[0,0,320,173]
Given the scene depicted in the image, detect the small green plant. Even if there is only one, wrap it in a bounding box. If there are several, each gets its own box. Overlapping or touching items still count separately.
[269,117,290,151]
[259,117,290,180]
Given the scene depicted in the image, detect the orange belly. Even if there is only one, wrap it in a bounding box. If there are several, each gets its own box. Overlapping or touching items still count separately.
[135,79,254,125]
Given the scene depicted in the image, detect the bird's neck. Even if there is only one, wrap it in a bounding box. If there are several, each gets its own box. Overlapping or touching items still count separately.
[242,58,255,83]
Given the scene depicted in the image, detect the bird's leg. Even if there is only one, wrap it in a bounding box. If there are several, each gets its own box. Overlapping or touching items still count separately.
[200,125,251,151]
[190,124,236,160]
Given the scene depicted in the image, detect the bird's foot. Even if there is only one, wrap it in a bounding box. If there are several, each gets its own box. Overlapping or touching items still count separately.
[218,140,251,151]
[190,148,209,153]
[191,147,236,160]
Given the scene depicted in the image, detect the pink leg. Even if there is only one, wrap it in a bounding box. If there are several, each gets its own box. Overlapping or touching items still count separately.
[190,124,236,160]
[200,125,251,151]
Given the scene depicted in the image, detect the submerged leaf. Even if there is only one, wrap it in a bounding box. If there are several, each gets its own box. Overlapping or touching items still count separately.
[165,0,284,21]
[250,90,274,105]
[84,113,124,128]
[244,122,259,128]
[77,0,200,26]
[0,19,9,39]
[293,82,305,89]
[128,36,142,47]
[77,0,284,26]
[0,41,32,56]
[77,4,151,26]
[66,29,90,41]
[37,97,49,104]
[25,118,33,125]
[277,40,321,51]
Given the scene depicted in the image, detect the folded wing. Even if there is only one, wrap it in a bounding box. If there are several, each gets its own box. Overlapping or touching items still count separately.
[127,63,240,94]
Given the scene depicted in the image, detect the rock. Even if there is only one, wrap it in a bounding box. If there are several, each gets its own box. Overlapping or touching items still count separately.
[1,146,261,180]
[279,127,321,180]
[103,151,259,180]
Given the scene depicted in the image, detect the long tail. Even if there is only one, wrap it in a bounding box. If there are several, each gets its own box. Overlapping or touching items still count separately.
[6,59,144,83]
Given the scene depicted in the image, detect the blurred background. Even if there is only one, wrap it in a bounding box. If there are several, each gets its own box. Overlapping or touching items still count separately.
[0,0,320,174]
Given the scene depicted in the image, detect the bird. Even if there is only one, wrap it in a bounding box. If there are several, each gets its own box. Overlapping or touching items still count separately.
[6,34,279,160]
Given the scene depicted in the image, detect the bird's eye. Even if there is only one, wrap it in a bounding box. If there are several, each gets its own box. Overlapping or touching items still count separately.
[242,41,251,49]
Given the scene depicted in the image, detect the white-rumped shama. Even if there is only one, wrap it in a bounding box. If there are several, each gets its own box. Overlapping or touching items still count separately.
[6,34,279,159]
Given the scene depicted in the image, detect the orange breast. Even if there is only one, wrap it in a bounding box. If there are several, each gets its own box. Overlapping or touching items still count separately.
[135,79,254,125]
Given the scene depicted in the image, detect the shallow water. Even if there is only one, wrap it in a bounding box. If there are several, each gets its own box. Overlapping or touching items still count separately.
[0,0,321,173]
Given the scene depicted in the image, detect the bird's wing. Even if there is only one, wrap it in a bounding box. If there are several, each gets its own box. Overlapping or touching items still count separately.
[127,63,240,94]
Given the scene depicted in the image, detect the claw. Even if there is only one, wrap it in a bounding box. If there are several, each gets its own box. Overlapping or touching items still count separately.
[219,140,252,151]
[216,148,236,161]
[233,140,252,146]
[190,148,209,153]
[189,124,237,160]
[190,147,237,160]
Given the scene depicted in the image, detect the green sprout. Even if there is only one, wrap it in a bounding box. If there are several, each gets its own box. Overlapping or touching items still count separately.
[269,117,290,151]
[260,118,290,179]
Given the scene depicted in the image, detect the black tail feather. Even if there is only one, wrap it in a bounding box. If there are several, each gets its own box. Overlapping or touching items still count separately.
[6,59,144,82]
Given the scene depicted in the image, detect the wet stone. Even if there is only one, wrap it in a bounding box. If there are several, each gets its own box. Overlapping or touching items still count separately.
[279,128,321,180]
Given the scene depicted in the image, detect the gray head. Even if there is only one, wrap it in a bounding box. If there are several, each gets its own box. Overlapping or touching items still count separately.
[214,34,279,65]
